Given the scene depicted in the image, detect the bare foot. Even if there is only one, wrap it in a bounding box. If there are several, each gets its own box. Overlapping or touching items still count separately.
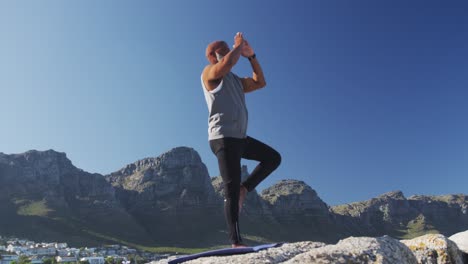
[232,243,248,248]
[239,185,248,214]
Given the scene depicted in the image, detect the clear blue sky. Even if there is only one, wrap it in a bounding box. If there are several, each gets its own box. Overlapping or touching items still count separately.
[1,1,467,206]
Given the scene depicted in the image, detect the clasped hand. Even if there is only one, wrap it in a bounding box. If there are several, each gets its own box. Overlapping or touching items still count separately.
[234,32,255,58]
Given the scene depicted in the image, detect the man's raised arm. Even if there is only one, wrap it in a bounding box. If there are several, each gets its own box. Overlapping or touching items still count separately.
[203,33,245,90]
[241,40,266,93]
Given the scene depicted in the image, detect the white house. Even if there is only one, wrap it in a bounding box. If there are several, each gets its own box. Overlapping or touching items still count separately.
[84,248,96,254]
[25,242,35,247]
[6,245,26,255]
[55,243,67,249]
[56,256,77,263]
[0,255,19,264]
[67,248,80,256]
[80,257,105,264]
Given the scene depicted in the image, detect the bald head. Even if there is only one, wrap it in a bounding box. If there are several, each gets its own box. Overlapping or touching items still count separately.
[205,40,230,64]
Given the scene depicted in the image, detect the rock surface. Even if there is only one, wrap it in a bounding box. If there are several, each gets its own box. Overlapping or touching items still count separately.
[401,234,464,264]
[151,232,468,264]
[285,236,417,264]
[449,230,468,255]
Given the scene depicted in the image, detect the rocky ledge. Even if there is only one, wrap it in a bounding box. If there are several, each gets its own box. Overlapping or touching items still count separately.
[151,230,468,264]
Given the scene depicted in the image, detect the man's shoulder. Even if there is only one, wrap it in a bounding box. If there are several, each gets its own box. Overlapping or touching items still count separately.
[202,66,233,80]
[201,64,217,79]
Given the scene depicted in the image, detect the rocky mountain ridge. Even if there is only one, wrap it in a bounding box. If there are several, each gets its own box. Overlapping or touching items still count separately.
[0,148,467,248]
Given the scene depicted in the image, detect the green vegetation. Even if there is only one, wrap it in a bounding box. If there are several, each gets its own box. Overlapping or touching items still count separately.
[17,199,54,217]
[82,229,221,254]
[400,215,440,239]
[42,257,57,264]
[104,256,114,264]
[11,255,31,264]
[127,255,146,264]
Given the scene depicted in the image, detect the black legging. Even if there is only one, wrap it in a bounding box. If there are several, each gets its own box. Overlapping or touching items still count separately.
[209,136,281,244]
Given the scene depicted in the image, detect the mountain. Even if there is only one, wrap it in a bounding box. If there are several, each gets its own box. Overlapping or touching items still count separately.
[0,150,152,246]
[105,147,225,246]
[331,191,468,239]
[0,148,467,248]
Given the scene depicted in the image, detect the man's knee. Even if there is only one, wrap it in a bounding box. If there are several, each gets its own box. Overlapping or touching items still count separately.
[270,150,281,168]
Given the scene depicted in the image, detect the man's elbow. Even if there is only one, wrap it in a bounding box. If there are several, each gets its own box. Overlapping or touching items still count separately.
[258,80,267,89]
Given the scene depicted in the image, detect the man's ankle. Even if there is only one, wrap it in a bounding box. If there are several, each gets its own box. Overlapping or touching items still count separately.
[231,243,248,248]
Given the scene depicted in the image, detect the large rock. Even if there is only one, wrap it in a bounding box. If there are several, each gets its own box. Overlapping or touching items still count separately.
[286,236,417,264]
[151,236,418,264]
[152,233,468,263]
[151,241,326,264]
[401,234,464,264]
[449,230,468,255]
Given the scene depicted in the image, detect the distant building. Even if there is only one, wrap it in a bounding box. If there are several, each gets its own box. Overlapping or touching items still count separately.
[106,245,120,250]
[55,243,67,249]
[57,250,68,257]
[6,245,26,255]
[83,248,96,255]
[25,242,35,247]
[0,255,19,264]
[67,248,80,256]
[56,256,78,263]
[33,248,56,256]
[127,248,137,254]
[80,257,105,264]
[126,249,136,254]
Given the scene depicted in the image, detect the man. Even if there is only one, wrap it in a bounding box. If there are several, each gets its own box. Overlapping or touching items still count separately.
[201,32,282,248]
